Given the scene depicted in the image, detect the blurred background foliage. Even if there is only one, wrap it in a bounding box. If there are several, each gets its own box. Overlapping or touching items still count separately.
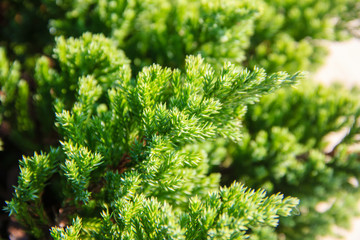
[1,0,360,239]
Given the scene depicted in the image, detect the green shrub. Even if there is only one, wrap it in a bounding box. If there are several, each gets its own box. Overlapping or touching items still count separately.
[4,34,301,239]
[2,0,358,73]
[221,82,360,239]
[246,0,360,73]
[0,47,34,151]
[1,0,360,239]
[44,0,260,73]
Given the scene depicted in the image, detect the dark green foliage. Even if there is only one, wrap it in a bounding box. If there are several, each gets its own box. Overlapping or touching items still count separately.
[0,0,53,67]
[0,47,35,151]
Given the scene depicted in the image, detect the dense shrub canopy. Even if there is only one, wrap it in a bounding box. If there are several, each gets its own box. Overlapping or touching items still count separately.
[1,0,360,239]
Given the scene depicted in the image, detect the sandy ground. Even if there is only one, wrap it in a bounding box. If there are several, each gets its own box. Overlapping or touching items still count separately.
[313,38,360,240]
[313,39,360,88]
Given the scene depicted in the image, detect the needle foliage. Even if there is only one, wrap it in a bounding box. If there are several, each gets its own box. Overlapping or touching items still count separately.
[4,34,301,239]
[1,1,360,239]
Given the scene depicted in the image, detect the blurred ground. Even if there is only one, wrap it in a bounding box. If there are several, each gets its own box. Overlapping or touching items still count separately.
[314,38,360,240]
[314,39,360,88]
